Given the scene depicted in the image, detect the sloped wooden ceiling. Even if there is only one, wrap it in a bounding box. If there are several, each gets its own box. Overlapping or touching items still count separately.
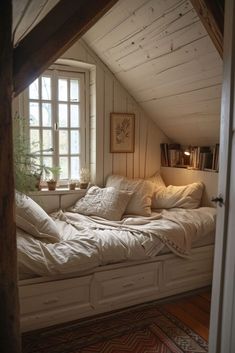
[83,0,223,146]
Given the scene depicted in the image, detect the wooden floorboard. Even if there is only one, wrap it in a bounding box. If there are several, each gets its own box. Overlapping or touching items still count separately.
[163,289,211,341]
[199,290,211,301]
[188,295,211,314]
[176,299,210,326]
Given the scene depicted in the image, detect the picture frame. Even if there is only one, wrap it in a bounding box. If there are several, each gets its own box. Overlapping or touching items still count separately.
[110,113,135,153]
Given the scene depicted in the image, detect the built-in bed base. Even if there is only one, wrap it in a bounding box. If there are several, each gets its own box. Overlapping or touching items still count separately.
[19,244,214,332]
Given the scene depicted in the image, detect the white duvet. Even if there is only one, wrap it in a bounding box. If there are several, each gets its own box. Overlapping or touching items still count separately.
[17,207,216,279]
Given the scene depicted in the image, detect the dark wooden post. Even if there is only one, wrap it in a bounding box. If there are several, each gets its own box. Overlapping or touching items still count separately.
[0,1,21,352]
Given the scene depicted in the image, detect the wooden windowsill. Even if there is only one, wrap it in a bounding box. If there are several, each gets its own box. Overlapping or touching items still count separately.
[29,188,87,196]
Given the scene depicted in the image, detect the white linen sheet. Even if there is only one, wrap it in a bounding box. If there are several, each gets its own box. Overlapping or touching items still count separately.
[17,207,216,279]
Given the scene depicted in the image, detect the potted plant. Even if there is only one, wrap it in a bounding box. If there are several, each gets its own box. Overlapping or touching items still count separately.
[46,166,61,191]
[79,168,90,189]
[13,114,54,194]
[68,180,77,190]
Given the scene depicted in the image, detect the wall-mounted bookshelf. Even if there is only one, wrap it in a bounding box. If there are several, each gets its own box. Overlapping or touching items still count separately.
[160,143,219,172]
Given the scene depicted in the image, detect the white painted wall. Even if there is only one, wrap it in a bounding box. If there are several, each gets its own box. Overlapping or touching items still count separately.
[62,39,168,185]
[161,166,218,207]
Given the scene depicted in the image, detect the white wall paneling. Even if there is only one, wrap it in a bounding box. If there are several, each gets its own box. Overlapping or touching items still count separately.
[62,39,168,185]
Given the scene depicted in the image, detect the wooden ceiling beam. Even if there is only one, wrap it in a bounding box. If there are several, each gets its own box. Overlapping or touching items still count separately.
[13,0,118,96]
[0,1,21,352]
[190,0,224,58]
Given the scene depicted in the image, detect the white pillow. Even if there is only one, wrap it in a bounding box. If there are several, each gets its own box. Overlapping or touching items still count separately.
[106,175,154,216]
[146,172,166,190]
[15,192,60,243]
[152,182,204,209]
[69,186,132,221]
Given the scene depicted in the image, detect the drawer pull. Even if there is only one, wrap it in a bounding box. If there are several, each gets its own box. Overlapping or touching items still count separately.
[122,282,134,288]
[43,298,59,305]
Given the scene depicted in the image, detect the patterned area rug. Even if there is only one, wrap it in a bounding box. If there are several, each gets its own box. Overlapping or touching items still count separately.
[22,301,208,353]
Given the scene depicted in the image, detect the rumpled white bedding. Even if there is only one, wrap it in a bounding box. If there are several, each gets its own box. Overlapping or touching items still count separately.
[17,207,216,279]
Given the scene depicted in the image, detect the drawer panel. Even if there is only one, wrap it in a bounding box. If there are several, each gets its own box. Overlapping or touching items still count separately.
[93,262,162,306]
[20,276,92,315]
[164,248,213,289]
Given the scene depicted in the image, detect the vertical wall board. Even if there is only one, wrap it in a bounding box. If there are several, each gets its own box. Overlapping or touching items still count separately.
[146,119,166,177]
[133,106,140,178]
[103,71,114,183]
[112,79,128,176]
[139,110,148,178]
[95,65,105,185]
[126,96,135,178]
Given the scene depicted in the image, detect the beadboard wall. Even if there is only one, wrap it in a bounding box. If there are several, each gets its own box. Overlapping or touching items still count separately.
[60,39,168,186]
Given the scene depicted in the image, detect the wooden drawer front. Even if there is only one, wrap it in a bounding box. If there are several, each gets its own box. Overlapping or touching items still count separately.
[20,276,92,315]
[93,263,162,306]
[164,249,213,290]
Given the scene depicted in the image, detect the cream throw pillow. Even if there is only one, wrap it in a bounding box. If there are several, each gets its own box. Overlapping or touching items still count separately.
[146,172,166,190]
[152,182,204,209]
[106,175,154,216]
[69,186,132,221]
[15,192,60,243]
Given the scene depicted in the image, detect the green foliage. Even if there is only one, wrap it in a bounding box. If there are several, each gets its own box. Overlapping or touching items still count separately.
[46,166,61,182]
[13,114,55,193]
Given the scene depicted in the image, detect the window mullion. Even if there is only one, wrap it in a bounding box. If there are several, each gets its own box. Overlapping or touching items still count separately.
[53,70,59,171]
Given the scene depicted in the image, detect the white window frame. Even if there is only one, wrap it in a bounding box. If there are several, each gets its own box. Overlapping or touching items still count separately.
[22,65,89,186]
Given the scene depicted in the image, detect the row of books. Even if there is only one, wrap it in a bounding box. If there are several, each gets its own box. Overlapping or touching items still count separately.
[160,143,219,171]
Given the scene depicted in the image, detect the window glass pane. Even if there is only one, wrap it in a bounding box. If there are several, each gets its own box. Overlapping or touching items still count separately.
[42,130,53,153]
[58,79,68,101]
[42,156,52,179]
[70,80,79,102]
[41,76,51,100]
[59,104,68,127]
[30,129,40,153]
[70,130,80,154]
[59,130,68,154]
[71,157,80,179]
[59,157,68,179]
[32,156,41,171]
[29,102,39,126]
[70,105,80,127]
[29,79,39,99]
[42,103,52,127]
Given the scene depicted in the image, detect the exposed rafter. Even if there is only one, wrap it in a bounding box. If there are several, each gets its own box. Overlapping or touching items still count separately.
[13,0,118,96]
[0,1,21,352]
[190,0,224,58]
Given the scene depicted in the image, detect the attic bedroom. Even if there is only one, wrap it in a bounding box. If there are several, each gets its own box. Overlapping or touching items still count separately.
[2,1,235,353]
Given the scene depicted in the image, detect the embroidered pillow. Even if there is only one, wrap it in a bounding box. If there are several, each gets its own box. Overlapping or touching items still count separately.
[152,182,204,209]
[15,192,60,243]
[69,186,132,221]
[106,175,154,216]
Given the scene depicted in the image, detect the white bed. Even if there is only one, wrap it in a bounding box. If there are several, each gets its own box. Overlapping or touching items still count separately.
[18,206,216,332]
[18,171,218,332]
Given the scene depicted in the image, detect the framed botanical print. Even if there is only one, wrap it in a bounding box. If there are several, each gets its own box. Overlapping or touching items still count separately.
[110,113,135,153]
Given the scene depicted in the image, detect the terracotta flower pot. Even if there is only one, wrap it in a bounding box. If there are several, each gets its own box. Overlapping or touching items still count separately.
[69,182,77,190]
[47,180,57,191]
[79,182,88,189]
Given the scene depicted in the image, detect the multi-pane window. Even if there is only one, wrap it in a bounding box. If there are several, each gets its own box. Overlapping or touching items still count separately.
[25,69,85,183]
